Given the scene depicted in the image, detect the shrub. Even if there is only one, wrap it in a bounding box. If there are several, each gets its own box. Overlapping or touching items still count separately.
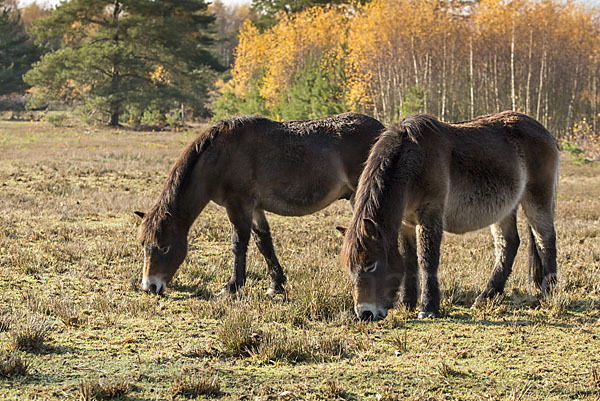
[44,112,69,127]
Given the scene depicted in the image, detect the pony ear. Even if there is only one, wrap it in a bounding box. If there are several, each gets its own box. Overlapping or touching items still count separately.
[361,218,380,242]
[134,211,145,219]
[335,226,347,236]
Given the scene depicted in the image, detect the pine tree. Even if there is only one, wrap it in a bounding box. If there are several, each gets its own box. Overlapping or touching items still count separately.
[0,1,41,96]
[25,0,222,126]
[251,0,356,29]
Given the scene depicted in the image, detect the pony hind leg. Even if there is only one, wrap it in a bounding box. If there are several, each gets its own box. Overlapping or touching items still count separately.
[252,209,287,295]
[522,202,557,296]
[222,202,254,294]
[474,208,520,306]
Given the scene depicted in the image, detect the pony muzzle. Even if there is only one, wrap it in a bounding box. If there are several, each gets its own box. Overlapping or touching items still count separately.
[355,303,388,321]
[142,275,167,295]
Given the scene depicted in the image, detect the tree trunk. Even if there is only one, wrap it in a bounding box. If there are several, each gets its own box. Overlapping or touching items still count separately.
[109,110,119,127]
[109,0,121,127]
[441,42,447,121]
[525,30,533,114]
[423,53,430,114]
[593,74,597,133]
[566,61,580,132]
[411,37,419,87]
[510,17,516,111]
[469,37,474,119]
[536,47,546,121]
[493,53,500,113]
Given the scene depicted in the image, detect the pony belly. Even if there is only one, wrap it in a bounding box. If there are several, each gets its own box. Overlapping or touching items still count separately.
[444,207,512,234]
[444,184,524,234]
[259,182,350,216]
[443,156,527,234]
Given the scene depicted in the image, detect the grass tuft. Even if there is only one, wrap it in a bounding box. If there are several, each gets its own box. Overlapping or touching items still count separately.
[471,296,506,319]
[385,307,409,329]
[388,330,408,354]
[0,350,29,378]
[321,380,348,399]
[539,289,572,317]
[78,378,132,401]
[437,362,463,378]
[50,299,86,327]
[171,374,220,399]
[216,307,261,357]
[248,330,309,364]
[8,313,55,352]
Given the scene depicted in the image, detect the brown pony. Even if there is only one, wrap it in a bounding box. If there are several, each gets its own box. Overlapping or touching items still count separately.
[135,113,384,295]
[340,111,559,320]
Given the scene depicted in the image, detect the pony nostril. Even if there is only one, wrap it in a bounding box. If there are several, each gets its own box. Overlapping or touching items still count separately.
[360,310,374,321]
[149,283,158,294]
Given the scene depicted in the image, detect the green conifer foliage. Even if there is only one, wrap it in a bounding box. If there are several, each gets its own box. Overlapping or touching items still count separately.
[25,0,222,126]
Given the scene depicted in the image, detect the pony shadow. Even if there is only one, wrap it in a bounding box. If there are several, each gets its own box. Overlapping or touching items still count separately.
[165,284,214,301]
[21,343,78,356]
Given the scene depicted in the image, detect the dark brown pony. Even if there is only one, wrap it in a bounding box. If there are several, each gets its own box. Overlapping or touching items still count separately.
[135,113,384,295]
[340,111,559,320]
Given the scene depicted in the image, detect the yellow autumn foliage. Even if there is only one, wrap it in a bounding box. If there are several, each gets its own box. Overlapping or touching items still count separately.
[226,0,600,132]
[231,7,347,107]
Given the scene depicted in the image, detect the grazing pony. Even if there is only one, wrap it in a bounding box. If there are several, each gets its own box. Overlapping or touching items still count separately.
[340,111,559,320]
[135,113,384,295]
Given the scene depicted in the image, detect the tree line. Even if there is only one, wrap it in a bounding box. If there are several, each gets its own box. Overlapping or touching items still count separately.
[217,0,600,136]
[1,0,599,135]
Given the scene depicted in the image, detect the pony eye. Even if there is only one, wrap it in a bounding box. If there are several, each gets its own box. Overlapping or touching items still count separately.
[159,246,171,255]
[364,262,377,273]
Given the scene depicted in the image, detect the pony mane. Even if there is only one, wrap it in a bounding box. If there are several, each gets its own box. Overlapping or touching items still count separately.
[137,115,266,245]
[341,115,434,268]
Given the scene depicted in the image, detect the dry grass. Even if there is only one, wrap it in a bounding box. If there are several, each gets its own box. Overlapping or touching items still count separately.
[0,121,599,400]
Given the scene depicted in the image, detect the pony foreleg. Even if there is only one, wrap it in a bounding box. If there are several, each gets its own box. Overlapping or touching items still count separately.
[474,209,520,306]
[222,205,253,294]
[252,209,287,296]
[399,225,418,309]
[416,215,444,318]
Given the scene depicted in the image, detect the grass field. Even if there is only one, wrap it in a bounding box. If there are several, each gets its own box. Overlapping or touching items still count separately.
[0,121,599,401]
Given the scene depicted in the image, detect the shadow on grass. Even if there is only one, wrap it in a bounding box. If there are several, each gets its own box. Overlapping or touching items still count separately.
[166,285,214,301]
[27,343,79,356]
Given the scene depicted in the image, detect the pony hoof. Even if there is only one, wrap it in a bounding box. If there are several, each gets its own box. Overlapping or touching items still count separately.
[418,311,435,319]
[265,287,286,298]
[471,297,484,309]
[218,287,237,297]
